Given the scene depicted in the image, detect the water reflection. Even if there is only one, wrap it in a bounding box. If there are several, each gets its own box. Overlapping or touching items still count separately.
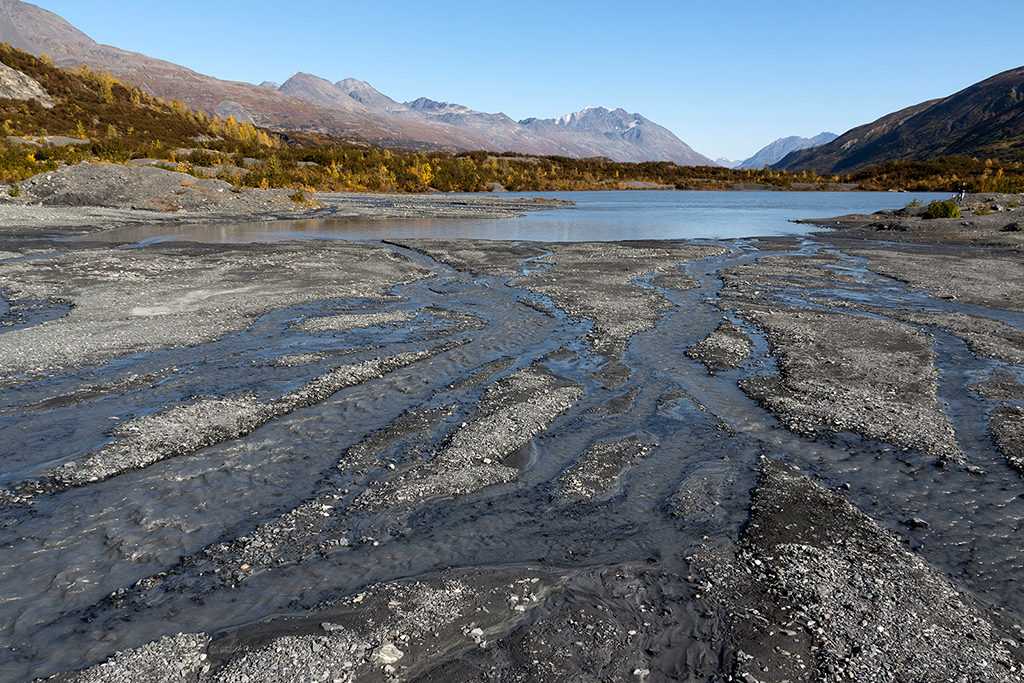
[74,191,948,245]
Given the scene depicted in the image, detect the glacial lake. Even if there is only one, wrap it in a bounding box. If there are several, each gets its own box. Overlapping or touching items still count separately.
[89,190,950,244]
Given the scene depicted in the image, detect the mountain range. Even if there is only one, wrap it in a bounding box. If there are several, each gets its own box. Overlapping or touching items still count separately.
[713,133,838,169]
[1,0,1021,172]
[778,65,1024,173]
[265,72,712,164]
[0,0,714,165]
[734,132,838,169]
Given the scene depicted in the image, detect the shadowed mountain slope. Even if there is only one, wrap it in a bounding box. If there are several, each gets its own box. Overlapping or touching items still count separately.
[778,66,1024,173]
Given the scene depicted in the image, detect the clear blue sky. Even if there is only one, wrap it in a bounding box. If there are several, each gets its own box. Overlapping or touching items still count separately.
[31,0,1024,161]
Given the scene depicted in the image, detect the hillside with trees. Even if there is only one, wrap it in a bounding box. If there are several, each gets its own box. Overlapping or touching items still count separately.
[0,45,1021,196]
[778,66,1024,174]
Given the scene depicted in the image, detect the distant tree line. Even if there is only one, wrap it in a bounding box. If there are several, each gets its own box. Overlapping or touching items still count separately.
[0,43,1021,194]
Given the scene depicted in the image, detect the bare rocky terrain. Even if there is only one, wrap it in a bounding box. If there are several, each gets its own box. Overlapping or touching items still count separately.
[793,192,1024,248]
[0,162,571,238]
[0,168,1022,682]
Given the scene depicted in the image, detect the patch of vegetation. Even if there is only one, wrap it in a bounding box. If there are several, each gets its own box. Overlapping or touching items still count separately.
[289,188,316,206]
[922,199,962,219]
[0,43,276,184]
[847,156,1024,194]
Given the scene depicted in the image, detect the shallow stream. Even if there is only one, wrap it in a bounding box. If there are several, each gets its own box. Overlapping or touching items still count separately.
[0,228,1021,680]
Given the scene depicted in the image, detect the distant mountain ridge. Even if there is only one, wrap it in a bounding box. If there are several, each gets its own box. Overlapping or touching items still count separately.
[737,132,837,169]
[778,66,1024,173]
[274,73,715,165]
[0,0,714,165]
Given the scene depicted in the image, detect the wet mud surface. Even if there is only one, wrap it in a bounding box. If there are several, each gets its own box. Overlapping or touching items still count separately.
[1,211,1023,681]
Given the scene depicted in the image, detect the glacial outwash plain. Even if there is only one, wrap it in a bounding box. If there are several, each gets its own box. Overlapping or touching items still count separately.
[1,165,1024,683]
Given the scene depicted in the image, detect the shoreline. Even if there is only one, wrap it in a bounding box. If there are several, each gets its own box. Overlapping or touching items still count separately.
[797,191,1024,248]
[0,162,576,239]
[1,168,1023,682]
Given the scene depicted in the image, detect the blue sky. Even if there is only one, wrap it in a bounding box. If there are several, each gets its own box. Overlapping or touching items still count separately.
[33,0,1024,161]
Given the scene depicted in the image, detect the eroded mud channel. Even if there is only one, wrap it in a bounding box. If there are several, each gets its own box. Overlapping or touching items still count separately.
[1,232,1023,682]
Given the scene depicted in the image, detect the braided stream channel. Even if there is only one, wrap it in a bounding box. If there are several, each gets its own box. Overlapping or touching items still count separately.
[0,229,1022,682]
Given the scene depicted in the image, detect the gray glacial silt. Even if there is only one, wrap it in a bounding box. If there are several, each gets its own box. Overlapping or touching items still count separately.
[0,228,1022,682]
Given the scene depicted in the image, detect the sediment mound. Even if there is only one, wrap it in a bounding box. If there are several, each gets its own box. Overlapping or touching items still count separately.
[6,161,305,213]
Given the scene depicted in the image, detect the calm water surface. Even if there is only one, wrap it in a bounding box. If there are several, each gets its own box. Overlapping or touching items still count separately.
[86,190,949,244]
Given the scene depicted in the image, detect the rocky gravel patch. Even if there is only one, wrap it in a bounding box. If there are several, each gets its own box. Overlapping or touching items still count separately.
[990,405,1024,474]
[296,310,416,333]
[877,309,1024,364]
[354,364,583,510]
[844,246,1024,313]
[970,370,1024,401]
[731,304,964,464]
[42,632,213,683]
[555,435,653,501]
[686,318,754,372]
[700,458,1022,683]
[0,241,432,377]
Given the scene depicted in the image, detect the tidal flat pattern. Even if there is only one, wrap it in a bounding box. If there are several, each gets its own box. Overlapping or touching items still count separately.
[0,236,1022,682]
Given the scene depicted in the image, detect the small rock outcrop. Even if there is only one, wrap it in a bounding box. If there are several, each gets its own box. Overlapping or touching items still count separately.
[0,59,52,107]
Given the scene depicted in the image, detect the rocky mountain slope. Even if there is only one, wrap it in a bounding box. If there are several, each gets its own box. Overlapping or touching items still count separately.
[520,107,714,165]
[778,65,1024,173]
[0,56,49,105]
[275,74,715,166]
[0,0,490,151]
[736,131,837,169]
[0,0,712,164]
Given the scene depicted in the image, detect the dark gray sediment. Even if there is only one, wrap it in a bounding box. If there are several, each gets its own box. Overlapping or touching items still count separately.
[698,458,1022,683]
[0,183,1022,682]
[686,319,754,372]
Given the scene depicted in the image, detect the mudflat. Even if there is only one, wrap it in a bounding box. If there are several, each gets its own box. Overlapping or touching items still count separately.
[1,166,1022,683]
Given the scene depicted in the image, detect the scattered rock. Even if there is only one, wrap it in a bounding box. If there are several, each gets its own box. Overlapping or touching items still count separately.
[686,318,754,371]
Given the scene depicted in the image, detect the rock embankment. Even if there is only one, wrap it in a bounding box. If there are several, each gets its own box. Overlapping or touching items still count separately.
[0,60,53,107]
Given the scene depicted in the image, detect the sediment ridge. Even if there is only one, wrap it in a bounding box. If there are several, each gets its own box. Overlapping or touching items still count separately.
[1,167,1022,682]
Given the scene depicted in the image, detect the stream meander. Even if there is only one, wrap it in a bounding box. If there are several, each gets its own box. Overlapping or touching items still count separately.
[0,194,1021,681]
